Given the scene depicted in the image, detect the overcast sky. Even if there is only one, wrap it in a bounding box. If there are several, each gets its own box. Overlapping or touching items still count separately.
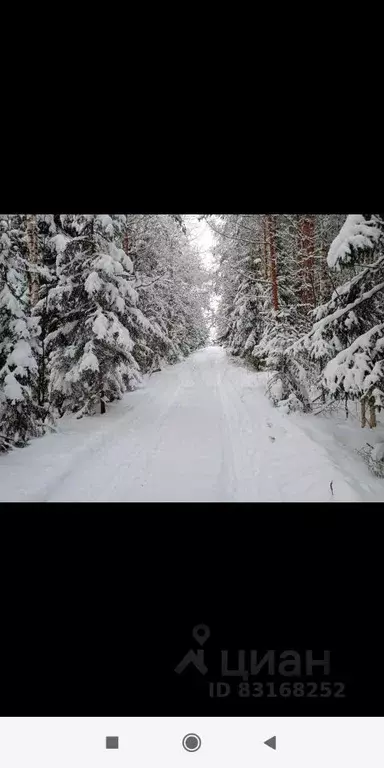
[184,215,216,270]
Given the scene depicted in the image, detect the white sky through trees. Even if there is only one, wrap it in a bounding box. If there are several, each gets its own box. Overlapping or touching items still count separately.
[184,215,219,340]
[184,215,215,269]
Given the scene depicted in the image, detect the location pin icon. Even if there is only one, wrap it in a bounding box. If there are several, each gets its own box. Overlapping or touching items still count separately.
[192,625,210,646]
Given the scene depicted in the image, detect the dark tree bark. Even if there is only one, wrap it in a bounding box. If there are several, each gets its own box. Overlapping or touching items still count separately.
[267,215,278,311]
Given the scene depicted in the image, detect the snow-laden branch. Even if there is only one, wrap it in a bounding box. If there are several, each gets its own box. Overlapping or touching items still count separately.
[327,214,382,270]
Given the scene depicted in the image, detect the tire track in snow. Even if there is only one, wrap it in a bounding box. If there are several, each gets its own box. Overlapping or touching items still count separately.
[214,354,238,501]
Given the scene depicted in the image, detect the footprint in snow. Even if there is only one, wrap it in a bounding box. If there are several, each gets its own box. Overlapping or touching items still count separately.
[269,436,275,442]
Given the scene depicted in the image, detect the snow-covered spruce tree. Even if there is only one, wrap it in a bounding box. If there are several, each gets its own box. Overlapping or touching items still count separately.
[214,215,266,361]
[0,216,45,451]
[45,214,147,417]
[214,214,346,412]
[104,214,178,376]
[2,214,61,415]
[1,212,209,447]
[314,214,347,304]
[215,214,307,379]
[171,217,210,353]
[214,217,241,348]
[291,214,384,426]
[242,216,347,410]
[27,215,61,409]
[128,215,209,369]
[126,214,180,371]
[241,215,311,411]
[166,223,210,356]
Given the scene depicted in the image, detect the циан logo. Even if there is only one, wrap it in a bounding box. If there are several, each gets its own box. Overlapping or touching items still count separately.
[174,624,210,675]
[175,625,345,700]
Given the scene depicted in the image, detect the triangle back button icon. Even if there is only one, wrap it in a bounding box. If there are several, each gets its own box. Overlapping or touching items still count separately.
[264,736,276,750]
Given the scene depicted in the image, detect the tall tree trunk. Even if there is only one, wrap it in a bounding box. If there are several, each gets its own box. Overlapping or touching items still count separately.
[369,399,377,429]
[319,239,329,304]
[267,215,278,311]
[361,397,367,428]
[123,219,130,254]
[38,292,48,407]
[302,215,316,307]
[89,218,105,413]
[89,215,95,254]
[26,215,44,407]
[99,370,106,414]
[299,215,316,308]
[263,216,269,280]
[26,215,40,307]
[298,216,307,305]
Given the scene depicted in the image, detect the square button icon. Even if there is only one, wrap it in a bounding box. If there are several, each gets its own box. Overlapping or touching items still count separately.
[106,737,119,749]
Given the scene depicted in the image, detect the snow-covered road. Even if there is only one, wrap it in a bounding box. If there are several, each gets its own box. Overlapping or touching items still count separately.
[1,346,383,502]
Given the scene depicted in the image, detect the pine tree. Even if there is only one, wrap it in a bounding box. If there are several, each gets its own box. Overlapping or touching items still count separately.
[214,215,265,360]
[214,214,348,411]
[0,212,208,448]
[292,214,384,426]
[0,216,44,450]
[29,214,60,408]
[128,214,179,370]
[129,215,209,368]
[46,214,144,416]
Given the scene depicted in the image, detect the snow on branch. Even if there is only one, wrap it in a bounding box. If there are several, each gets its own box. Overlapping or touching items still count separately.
[290,279,384,360]
[323,323,384,402]
[327,215,382,270]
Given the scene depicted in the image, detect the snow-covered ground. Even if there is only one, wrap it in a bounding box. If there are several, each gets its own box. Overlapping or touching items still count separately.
[1,346,384,502]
